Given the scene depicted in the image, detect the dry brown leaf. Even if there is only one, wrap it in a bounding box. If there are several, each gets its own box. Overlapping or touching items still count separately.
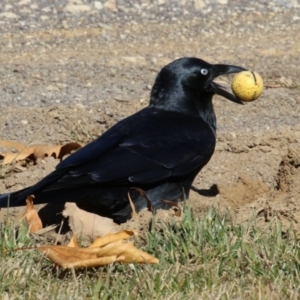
[58,143,82,159]
[128,192,138,217]
[0,141,82,165]
[37,245,105,267]
[37,233,158,268]
[32,143,82,160]
[67,235,79,248]
[94,239,159,264]
[64,256,123,268]
[32,144,62,160]
[22,195,43,233]
[63,203,120,245]
[88,230,137,248]
[0,149,34,165]
[14,201,158,268]
[0,140,26,151]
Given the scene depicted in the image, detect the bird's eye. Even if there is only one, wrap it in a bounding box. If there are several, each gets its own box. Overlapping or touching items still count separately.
[200,68,209,75]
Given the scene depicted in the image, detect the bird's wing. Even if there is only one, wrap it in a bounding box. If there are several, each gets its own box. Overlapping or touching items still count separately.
[57,107,216,185]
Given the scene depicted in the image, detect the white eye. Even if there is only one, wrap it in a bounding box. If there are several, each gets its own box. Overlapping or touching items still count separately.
[201,68,208,75]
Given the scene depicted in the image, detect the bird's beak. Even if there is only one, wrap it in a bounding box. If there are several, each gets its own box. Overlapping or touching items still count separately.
[211,64,247,104]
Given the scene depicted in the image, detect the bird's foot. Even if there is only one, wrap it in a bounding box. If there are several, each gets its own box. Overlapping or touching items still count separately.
[129,187,181,218]
[131,187,153,212]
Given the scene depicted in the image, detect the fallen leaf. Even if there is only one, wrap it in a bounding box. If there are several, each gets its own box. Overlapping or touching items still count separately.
[93,239,159,264]
[0,141,82,165]
[37,245,107,267]
[128,191,138,217]
[37,232,158,268]
[0,148,34,165]
[13,198,158,268]
[58,143,83,159]
[67,235,79,248]
[63,203,120,245]
[0,140,26,151]
[32,143,82,160]
[88,230,137,248]
[22,195,43,233]
[64,256,123,268]
[32,144,63,160]
[39,243,124,267]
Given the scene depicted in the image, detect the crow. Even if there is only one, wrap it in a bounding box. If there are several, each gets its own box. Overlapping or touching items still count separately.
[0,57,246,223]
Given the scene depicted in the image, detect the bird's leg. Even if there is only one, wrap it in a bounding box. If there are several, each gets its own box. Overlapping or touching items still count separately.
[161,199,181,217]
[131,187,153,212]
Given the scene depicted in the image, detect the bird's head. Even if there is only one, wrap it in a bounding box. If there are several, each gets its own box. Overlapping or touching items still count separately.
[150,57,246,118]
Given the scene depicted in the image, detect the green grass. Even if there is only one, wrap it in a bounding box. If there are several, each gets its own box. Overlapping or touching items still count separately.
[1,206,300,299]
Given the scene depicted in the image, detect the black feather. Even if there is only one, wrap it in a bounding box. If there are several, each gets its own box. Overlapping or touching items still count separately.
[0,57,246,222]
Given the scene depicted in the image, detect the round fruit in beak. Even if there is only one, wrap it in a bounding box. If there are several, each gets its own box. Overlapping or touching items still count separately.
[231,71,263,102]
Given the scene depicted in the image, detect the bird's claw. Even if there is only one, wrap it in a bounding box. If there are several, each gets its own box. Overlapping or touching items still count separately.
[131,187,154,212]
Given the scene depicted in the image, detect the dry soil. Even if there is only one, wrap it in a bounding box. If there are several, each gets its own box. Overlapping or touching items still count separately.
[0,1,299,237]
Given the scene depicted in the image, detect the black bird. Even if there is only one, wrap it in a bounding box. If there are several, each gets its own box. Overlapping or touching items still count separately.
[0,57,246,223]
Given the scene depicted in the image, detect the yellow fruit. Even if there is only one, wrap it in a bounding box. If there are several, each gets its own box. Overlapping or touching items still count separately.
[231,71,263,102]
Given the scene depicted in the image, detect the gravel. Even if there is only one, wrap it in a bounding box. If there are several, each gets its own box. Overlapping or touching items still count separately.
[0,0,299,33]
[0,0,299,131]
[0,1,300,239]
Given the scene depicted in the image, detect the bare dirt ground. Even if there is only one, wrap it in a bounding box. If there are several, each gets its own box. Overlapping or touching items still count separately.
[0,1,300,236]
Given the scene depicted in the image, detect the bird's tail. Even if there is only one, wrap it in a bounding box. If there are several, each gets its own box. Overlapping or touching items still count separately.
[0,188,31,208]
[0,181,132,222]
[0,185,90,208]
[0,168,67,208]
